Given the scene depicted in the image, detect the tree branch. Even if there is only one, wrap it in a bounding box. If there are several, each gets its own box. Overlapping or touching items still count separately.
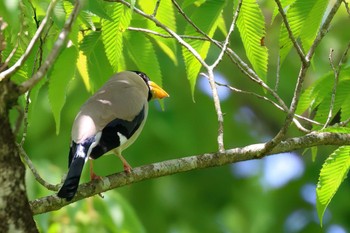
[30,131,350,215]
[274,0,306,64]
[263,0,343,153]
[18,0,82,95]
[0,0,57,82]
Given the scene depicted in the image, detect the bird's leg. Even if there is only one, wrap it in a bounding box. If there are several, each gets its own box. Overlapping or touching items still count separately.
[89,160,101,180]
[113,149,132,173]
[89,160,104,198]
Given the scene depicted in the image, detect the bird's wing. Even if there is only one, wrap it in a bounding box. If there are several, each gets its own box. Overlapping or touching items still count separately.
[89,105,146,159]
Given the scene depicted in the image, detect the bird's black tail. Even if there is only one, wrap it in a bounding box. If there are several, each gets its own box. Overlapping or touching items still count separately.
[57,144,87,201]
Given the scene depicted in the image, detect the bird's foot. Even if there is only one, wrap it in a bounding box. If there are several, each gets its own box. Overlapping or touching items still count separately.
[90,171,102,181]
[123,163,132,174]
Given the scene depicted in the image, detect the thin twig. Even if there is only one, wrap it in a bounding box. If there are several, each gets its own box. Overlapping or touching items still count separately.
[152,0,161,17]
[263,0,343,154]
[339,117,350,126]
[207,0,242,151]
[306,0,343,60]
[127,27,209,41]
[338,40,350,69]
[0,0,58,82]
[210,0,242,69]
[343,0,350,15]
[127,12,289,114]
[274,0,306,64]
[215,81,316,132]
[325,41,350,127]
[324,48,338,128]
[19,0,82,94]
[275,56,281,92]
[18,145,60,191]
[0,42,18,72]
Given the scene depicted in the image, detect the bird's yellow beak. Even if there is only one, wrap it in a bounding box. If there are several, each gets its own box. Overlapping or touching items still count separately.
[149,81,169,99]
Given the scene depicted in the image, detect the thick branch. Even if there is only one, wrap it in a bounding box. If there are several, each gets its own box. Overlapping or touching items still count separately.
[31,131,350,215]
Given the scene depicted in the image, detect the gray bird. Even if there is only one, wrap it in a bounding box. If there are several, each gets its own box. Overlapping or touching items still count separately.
[57,71,169,201]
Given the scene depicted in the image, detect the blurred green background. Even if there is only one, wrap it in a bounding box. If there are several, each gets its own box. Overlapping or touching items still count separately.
[15,1,350,233]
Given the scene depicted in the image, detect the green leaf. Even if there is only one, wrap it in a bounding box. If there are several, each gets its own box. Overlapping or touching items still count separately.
[48,46,78,134]
[237,0,268,80]
[279,0,329,64]
[0,0,20,36]
[296,66,350,116]
[182,0,225,96]
[313,79,350,125]
[52,0,66,29]
[272,0,296,22]
[300,0,329,51]
[124,31,162,87]
[102,3,132,72]
[319,126,350,134]
[139,0,178,65]
[217,13,228,36]
[80,31,114,92]
[84,0,112,20]
[94,192,146,233]
[316,146,350,226]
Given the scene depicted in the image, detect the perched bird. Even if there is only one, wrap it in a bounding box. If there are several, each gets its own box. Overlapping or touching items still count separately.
[57,71,169,201]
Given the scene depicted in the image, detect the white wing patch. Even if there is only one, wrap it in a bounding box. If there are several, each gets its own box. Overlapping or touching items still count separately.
[117,132,128,146]
[87,132,102,160]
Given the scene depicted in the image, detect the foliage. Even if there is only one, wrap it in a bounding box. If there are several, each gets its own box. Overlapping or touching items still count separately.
[1,0,350,232]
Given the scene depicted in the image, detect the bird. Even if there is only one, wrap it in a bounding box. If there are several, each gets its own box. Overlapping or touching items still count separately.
[57,71,169,201]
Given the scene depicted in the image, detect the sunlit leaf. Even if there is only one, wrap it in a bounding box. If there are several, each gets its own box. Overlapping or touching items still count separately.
[296,66,350,117]
[102,3,132,72]
[124,31,162,87]
[84,0,111,20]
[48,46,78,134]
[182,0,225,96]
[300,0,329,51]
[52,0,66,29]
[279,0,329,64]
[237,0,268,80]
[80,31,114,91]
[272,0,296,22]
[316,146,350,225]
[139,0,178,65]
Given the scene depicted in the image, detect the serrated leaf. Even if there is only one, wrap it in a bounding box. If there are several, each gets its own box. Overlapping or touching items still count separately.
[296,66,350,116]
[48,46,78,134]
[124,31,162,87]
[80,31,114,91]
[102,3,132,72]
[84,0,112,20]
[77,49,91,92]
[237,0,268,81]
[139,0,178,65]
[279,0,329,64]
[217,13,228,36]
[52,0,66,29]
[316,146,350,225]
[182,0,225,96]
[319,126,350,134]
[272,0,296,23]
[300,0,329,51]
[313,79,350,125]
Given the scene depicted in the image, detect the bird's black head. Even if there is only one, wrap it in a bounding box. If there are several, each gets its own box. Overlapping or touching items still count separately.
[131,71,152,101]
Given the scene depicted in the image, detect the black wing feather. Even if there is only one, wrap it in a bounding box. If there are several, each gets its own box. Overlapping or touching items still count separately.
[89,105,145,159]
